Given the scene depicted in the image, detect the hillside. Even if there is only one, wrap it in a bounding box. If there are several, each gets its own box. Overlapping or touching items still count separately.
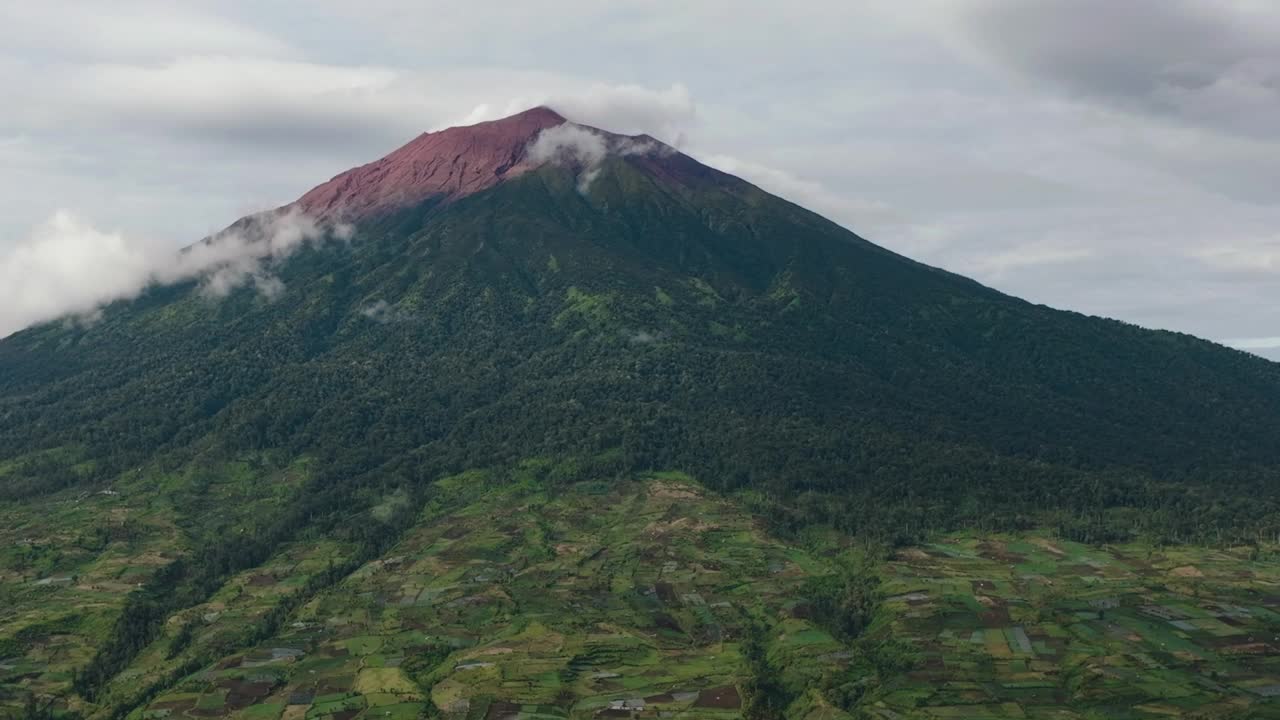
[3,108,1280,718]
[4,110,1280,537]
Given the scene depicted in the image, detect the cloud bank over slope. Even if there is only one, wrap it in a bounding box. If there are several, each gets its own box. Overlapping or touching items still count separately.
[0,209,350,338]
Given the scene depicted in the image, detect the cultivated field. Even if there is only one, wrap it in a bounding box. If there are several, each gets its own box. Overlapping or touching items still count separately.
[867,535,1280,718]
[8,467,1280,720]
[120,471,852,719]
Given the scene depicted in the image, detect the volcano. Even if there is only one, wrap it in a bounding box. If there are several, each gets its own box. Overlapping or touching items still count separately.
[295,107,571,219]
[5,106,1280,528]
[294,107,697,220]
[3,107,1280,718]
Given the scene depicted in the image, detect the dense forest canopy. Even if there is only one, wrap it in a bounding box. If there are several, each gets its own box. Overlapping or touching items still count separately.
[2,149,1279,545]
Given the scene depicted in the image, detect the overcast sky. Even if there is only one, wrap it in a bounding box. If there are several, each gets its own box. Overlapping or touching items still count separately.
[2,1,1279,359]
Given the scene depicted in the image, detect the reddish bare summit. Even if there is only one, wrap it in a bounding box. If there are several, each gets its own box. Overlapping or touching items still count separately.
[296,106,567,221]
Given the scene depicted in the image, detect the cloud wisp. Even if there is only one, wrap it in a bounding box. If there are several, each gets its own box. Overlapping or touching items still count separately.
[359,299,415,324]
[456,82,696,146]
[165,209,353,298]
[0,208,351,338]
[1224,336,1280,350]
[527,123,672,192]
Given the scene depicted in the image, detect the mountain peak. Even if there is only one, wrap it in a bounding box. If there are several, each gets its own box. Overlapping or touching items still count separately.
[295,106,571,220]
[502,105,567,127]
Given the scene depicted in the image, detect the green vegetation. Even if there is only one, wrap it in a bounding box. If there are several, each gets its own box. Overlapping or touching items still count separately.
[3,144,1280,718]
[866,534,1280,718]
[1,162,1277,550]
[4,474,870,719]
[11,469,1280,719]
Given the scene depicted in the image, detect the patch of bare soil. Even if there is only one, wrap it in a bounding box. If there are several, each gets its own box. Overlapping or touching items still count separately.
[1031,538,1066,557]
[694,685,741,709]
[644,517,716,537]
[977,541,1025,564]
[648,481,701,500]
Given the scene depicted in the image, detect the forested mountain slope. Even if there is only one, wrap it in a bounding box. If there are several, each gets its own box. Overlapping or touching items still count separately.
[2,108,1278,541]
[4,107,1280,718]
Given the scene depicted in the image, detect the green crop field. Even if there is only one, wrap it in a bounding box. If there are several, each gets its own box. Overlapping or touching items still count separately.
[5,472,856,720]
[8,468,1280,720]
[866,535,1280,719]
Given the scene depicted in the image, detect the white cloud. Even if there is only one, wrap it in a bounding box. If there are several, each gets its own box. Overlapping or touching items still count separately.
[166,208,333,298]
[0,212,162,337]
[0,208,348,338]
[527,123,673,192]
[66,57,405,147]
[527,124,608,192]
[454,82,697,145]
[528,124,608,165]
[0,1,292,60]
[359,299,414,324]
[1224,336,1280,350]
[10,54,699,159]
[548,83,696,144]
[625,329,662,344]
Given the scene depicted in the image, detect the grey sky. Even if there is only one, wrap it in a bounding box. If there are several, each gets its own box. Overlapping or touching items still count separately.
[1,1,1278,359]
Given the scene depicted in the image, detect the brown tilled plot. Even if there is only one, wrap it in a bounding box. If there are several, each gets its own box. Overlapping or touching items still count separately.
[693,685,741,709]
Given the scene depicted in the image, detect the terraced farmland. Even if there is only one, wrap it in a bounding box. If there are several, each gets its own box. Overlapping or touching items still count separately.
[866,536,1280,719]
[11,468,1280,720]
[0,456,320,712]
[107,472,855,720]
